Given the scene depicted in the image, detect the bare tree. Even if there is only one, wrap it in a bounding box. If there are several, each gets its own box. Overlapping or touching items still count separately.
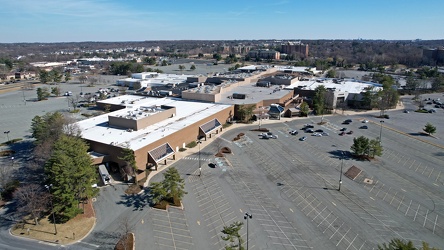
[87,77,98,87]
[13,184,49,225]
[0,165,13,197]
[78,75,88,84]
[67,94,81,111]
[116,216,135,250]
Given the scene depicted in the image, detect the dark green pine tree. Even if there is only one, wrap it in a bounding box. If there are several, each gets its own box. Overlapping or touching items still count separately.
[45,135,96,222]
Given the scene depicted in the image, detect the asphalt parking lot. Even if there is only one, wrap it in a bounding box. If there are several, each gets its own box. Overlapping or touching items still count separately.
[1,77,443,249]
[125,108,444,249]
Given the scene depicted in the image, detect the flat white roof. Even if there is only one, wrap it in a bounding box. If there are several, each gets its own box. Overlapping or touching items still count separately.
[77,96,231,151]
[284,78,382,93]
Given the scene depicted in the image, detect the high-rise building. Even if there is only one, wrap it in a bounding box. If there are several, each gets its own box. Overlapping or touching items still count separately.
[281,41,309,58]
[423,47,444,65]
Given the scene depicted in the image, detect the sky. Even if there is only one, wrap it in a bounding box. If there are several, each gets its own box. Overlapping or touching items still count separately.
[0,0,443,43]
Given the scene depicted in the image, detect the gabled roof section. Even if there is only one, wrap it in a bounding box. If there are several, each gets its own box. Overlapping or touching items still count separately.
[148,143,174,163]
[200,119,222,135]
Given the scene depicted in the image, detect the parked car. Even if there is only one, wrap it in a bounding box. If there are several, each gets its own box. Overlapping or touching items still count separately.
[359,125,368,129]
[339,132,345,136]
[304,124,314,129]
[347,131,354,135]
[299,136,307,141]
[289,130,299,135]
[342,121,350,125]
[362,120,369,123]
[340,128,347,131]
[322,132,329,136]
[315,129,324,133]
[312,133,322,137]
[403,110,410,113]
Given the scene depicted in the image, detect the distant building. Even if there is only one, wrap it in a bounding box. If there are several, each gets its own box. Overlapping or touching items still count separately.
[15,72,36,80]
[423,47,444,65]
[281,41,309,58]
[247,50,280,60]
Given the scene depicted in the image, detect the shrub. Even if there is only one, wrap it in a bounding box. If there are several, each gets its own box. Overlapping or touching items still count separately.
[178,148,187,152]
[186,141,197,148]
[221,147,231,153]
[222,123,232,129]
[0,150,15,156]
[153,200,169,210]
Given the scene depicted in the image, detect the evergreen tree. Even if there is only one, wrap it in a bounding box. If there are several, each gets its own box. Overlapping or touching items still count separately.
[45,135,96,222]
[221,221,244,250]
[36,87,50,101]
[350,136,369,157]
[299,102,309,117]
[64,71,71,82]
[149,167,187,205]
[368,139,383,158]
[39,70,50,84]
[423,123,436,135]
[313,85,327,116]
[378,238,439,250]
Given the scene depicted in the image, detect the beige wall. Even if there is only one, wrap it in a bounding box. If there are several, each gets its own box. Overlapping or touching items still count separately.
[108,106,176,131]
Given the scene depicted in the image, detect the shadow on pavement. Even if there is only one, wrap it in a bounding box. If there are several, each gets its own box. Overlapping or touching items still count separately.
[116,189,152,211]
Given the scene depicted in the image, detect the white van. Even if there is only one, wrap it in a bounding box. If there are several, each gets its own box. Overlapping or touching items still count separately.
[98,164,111,185]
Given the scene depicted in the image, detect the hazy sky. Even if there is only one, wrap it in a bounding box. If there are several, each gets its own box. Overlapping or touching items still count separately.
[1,0,443,43]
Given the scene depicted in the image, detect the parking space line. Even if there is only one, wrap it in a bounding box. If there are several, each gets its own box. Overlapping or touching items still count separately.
[409,160,416,169]
[390,192,398,204]
[413,204,421,221]
[397,195,405,210]
[346,234,358,250]
[433,214,438,234]
[423,210,429,227]
[415,163,422,172]
[336,228,351,246]
[312,206,328,221]
[382,188,391,201]
[358,240,367,250]
[428,168,434,178]
[422,166,428,175]
[317,212,332,227]
[405,200,412,216]
[329,222,344,239]
[436,171,441,182]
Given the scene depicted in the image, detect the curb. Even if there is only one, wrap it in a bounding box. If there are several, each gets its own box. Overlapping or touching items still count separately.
[372,121,444,150]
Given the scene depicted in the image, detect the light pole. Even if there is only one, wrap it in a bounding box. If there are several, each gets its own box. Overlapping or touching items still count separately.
[338,151,344,191]
[4,131,10,143]
[244,212,252,250]
[197,139,202,177]
[379,120,385,143]
[11,157,14,167]
[44,184,57,235]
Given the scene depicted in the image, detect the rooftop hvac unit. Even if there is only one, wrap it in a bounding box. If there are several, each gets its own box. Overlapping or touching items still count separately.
[232,93,246,99]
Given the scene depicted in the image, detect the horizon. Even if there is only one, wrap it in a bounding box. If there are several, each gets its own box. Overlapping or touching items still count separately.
[1,0,443,43]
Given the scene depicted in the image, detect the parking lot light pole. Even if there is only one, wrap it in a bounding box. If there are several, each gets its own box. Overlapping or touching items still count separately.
[4,131,10,143]
[244,212,252,250]
[379,120,384,143]
[197,139,202,177]
[44,184,57,235]
[338,151,344,191]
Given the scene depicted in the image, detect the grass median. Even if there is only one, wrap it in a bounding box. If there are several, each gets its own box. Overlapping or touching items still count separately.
[10,199,95,245]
